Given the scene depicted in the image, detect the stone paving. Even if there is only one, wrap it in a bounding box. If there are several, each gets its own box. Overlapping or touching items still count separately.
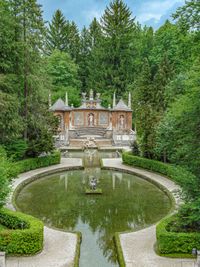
[6,158,83,267]
[6,227,76,267]
[3,157,197,267]
[102,158,196,267]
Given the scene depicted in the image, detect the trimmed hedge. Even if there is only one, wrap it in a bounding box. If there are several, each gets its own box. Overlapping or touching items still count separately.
[122,152,198,198]
[8,151,61,179]
[156,215,200,254]
[73,232,82,267]
[114,233,126,267]
[0,208,43,255]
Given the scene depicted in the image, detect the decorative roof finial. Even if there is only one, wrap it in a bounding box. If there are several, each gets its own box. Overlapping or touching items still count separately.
[82,92,86,101]
[113,91,116,108]
[128,92,131,109]
[48,91,52,108]
[65,92,68,106]
[89,89,94,100]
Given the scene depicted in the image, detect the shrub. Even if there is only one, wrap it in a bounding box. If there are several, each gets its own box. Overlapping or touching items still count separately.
[114,233,126,267]
[4,140,28,161]
[122,152,200,235]
[122,152,198,200]
[9,150,61,179]
[156,215,200,254]
[0,147,10,209]
[0,208,43,255]
[131,140,140,156]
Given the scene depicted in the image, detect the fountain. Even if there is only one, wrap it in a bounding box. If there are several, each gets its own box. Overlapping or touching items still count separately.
[82,137,98,149]
[85,176,102,194]
[15,149,172,267]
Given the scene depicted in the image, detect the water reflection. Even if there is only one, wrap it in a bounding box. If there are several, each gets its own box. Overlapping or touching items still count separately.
[16,169,171,267]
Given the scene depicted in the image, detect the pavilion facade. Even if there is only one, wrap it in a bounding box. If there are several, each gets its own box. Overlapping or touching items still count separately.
[50,90,135,146]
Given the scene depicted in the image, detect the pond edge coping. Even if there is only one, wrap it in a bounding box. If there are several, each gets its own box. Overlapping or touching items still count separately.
[5,158,83,267]
[101,158,185,267]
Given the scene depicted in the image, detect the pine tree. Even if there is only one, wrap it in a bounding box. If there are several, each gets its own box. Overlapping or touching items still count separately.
[79,18,103,92]
[79,26,91,91]
[153,54,174,113]
[0,0,55,154]
[67,21,80,62]
[133,58,157,158]
[46,9,68,54]
[89,17,102,47]
[89,0,136,96]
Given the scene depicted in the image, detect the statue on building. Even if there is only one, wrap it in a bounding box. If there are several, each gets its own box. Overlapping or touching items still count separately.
[89,89,94,100]
[119,115,125,129]
[82,92,86,100]
[88,113,94,126]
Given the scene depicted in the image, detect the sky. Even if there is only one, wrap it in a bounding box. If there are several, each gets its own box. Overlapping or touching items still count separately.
[38,0,185,29]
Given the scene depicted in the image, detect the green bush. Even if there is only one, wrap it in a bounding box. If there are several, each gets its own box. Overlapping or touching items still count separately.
[122,152,198,200]
[114,233,126,267]
[156,215,200,254]
[9,151,61,179]
[73,232,82,267]
[0,208,43,255]
[5,140,28,161]
[0,147,10,209]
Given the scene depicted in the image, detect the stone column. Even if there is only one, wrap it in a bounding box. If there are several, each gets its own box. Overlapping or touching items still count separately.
[0,252,5,267]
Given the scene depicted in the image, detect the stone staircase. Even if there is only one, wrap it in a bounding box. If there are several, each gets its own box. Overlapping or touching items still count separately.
[75,127,107,138]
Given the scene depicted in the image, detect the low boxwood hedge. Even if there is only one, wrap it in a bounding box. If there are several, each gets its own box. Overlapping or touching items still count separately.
[0,208,43,255]
[73,232,82,267]
[114,233,126,267]
[122,152,198,198]
[9,150,61,179]
[156,215,200,255]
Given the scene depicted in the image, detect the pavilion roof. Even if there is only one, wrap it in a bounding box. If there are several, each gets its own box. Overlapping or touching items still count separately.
[50,98,71,111]
[113,99,131,111]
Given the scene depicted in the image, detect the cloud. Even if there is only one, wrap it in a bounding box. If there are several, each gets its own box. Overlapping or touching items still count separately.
[137,0,184,23]
[82,8,103,24]
[38,0,185,30]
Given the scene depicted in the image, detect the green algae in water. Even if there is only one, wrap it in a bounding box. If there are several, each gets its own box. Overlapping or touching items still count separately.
[15,169,172,267]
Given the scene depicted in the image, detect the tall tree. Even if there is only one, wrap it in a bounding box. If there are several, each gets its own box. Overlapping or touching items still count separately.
[67,21,80,62]
[79,26,91,92]
[88,0,136,97]
[46,9,68,54]
[133,58,158,158]
[153,54,174,113]
[173,0,200,31]
[0,0,56,155]
[46,50,81,106]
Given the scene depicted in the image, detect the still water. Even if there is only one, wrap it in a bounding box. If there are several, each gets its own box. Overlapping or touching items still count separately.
[15,150,171,267]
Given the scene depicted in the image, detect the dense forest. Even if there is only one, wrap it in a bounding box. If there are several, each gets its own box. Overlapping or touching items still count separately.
[0,0,200,231]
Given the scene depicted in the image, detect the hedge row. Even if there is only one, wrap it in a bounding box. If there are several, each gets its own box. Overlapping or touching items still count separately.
[114,233,126,267]
[73,232,82,267]
[0,208,43,255]
[122,152,198,198]
[122,152,200,255]
[8,151,61,179]
[156,215,200,254]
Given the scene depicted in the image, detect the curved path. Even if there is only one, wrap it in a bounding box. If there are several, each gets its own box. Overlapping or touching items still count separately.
[5,157,196,267]
[102,158,196,267]
[6,158,83,267]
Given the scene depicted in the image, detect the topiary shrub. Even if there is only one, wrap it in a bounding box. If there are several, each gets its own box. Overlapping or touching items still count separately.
[9,150,61,180]
[156,215,200,255]
[0,208,43,255]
